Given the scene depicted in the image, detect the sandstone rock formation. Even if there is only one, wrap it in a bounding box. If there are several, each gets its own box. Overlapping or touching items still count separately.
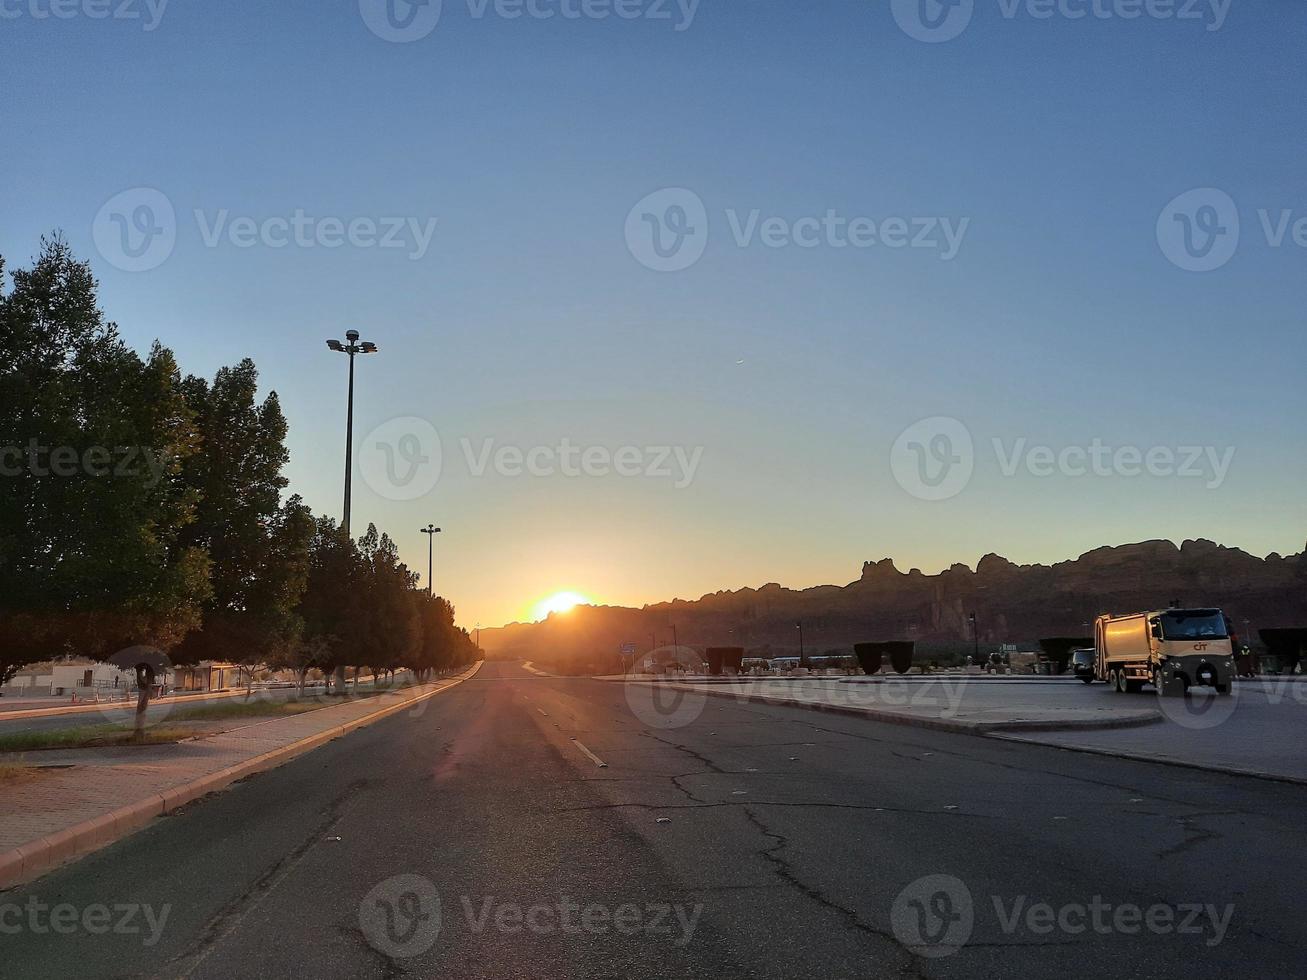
[481,539,1306,665]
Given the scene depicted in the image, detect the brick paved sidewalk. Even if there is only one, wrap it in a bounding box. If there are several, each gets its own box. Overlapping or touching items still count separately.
[0,667,477,866]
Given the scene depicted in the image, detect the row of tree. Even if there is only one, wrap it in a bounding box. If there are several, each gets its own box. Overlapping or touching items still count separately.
[0,236,479,689]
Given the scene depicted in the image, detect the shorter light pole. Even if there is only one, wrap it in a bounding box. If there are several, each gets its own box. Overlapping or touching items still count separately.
[969,612,979,661]
[796,621,806,667]
[420,525,442,597]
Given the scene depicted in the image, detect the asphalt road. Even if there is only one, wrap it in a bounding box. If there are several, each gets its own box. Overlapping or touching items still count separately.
[2,661,1302,979]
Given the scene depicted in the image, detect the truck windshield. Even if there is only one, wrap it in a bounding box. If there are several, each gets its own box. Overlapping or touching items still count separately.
[1159,611,1228,640]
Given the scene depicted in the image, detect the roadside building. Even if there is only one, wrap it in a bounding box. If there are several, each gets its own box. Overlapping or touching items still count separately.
[1,664,56,698]
[1,659,136,698]
[171,662,241,693]
[49,661,137,695]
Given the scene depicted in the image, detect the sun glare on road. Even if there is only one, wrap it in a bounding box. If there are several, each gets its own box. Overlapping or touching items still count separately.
[532,591,591,621]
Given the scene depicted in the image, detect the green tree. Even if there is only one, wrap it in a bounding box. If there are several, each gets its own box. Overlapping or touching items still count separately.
[0,237,210,689]
[299,516,367,692]
[173,360,314,690]
[410,592,479,679]
[357,524,420,685]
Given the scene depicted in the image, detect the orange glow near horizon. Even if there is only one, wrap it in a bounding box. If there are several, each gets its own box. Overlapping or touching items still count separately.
[530,591,593,622]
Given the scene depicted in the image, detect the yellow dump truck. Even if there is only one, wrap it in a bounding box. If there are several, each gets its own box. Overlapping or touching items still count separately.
[1094,608,1234,696]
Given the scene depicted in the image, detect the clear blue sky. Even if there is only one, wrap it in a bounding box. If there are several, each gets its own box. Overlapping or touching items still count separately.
[4,0,1304,627]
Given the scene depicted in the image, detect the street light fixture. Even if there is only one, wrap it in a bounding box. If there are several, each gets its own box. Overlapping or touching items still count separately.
[796,621,806,668]
[420,524,442,597]
[325,329,378,536]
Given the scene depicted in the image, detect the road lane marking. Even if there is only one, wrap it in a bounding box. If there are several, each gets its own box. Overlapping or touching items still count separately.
[537,707,549,717]
[572,739,608,768]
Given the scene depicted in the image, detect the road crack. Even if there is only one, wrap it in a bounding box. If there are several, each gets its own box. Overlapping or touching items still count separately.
[154,778,373,980]
[737,805,931,980]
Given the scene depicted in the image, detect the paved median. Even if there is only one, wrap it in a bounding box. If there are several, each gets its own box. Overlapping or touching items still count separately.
[612,674,1162,734]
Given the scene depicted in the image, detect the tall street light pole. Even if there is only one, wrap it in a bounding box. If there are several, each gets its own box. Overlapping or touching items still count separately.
[326,330,378,536]
[420,524,442,597]
[796,621,806,667]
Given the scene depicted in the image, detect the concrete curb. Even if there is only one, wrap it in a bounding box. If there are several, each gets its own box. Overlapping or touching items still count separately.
[641,682,1163,737]
[0,663,481,891]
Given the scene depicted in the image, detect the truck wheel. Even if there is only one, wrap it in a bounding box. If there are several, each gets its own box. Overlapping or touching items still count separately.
[1112,669,1126,693]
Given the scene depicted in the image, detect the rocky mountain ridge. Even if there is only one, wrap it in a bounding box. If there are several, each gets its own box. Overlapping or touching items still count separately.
[481,538,1306,662]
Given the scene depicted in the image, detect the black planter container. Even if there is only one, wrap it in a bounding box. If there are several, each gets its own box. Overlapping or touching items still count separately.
[854,641,915,675]
[887,641,915,675]
[853,642,883,675]
[706,647,744,676]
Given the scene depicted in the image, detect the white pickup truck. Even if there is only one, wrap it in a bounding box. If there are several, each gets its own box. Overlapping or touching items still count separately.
[1094,607,1234,696]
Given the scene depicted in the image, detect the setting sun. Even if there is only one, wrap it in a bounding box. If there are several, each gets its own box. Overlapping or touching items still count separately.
[531,591,592,621]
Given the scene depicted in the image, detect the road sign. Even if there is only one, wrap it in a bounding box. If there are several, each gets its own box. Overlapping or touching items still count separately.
[620,643,638,655]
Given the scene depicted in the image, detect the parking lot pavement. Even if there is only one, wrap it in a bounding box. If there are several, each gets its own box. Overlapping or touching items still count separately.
[996,678,1307,783]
